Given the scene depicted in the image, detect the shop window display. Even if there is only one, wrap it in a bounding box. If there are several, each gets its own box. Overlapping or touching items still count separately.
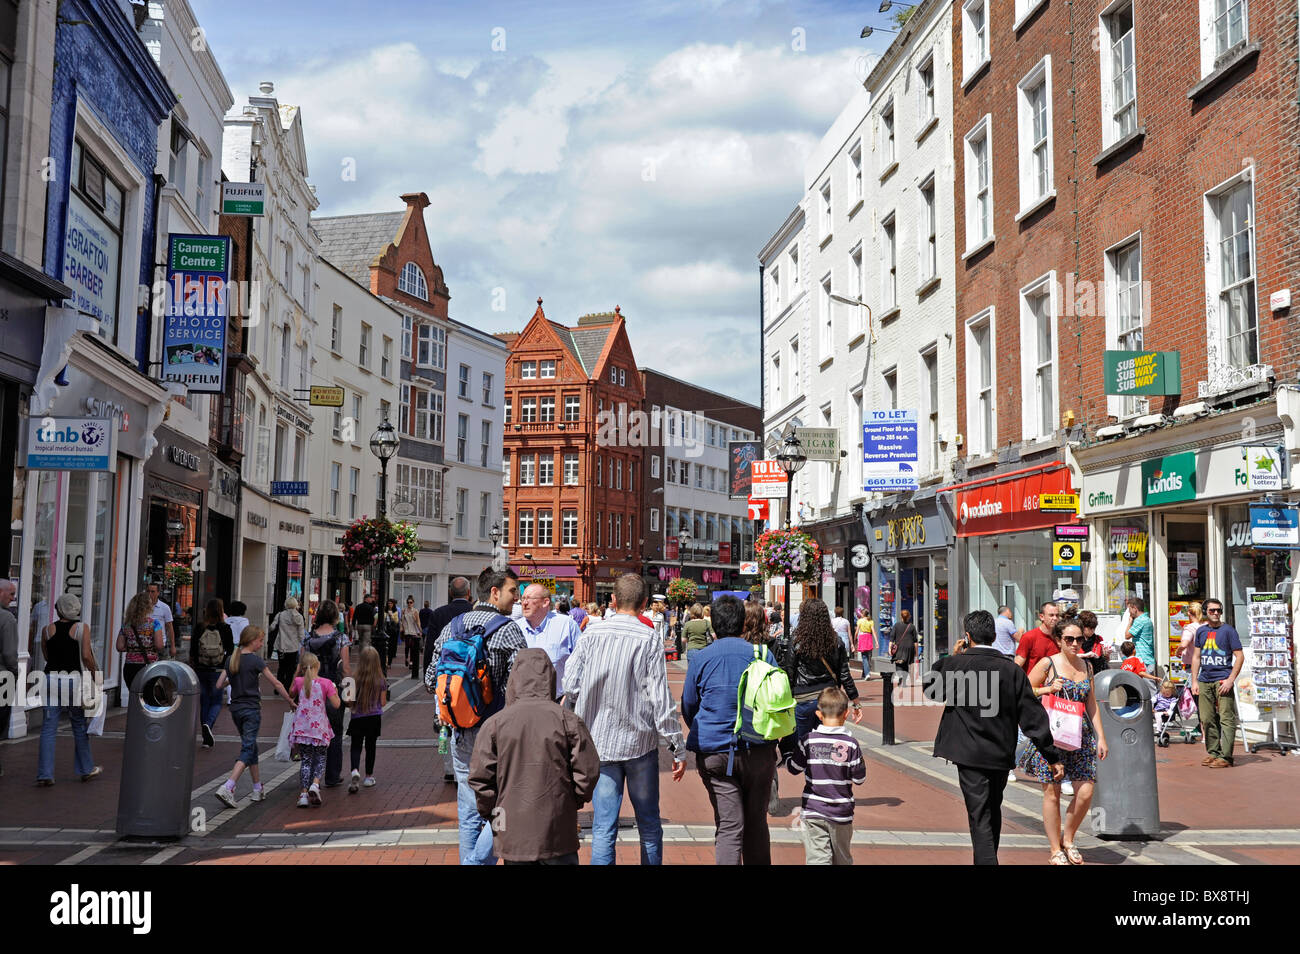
[964,529,1055,631]
[1105,516,1149,614]
[1224,504,1294,630]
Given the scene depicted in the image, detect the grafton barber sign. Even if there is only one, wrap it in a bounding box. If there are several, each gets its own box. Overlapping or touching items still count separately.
[954,467,1075,537]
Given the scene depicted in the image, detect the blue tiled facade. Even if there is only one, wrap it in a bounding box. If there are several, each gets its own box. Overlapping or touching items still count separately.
[45,0,174,367]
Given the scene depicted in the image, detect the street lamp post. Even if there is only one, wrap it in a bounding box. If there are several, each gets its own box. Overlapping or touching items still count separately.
[369,417,400,648]
[776,433,807,645]
[676,528,693,655]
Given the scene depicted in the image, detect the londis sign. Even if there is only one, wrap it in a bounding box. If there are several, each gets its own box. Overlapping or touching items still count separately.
[1140,451,1196,506]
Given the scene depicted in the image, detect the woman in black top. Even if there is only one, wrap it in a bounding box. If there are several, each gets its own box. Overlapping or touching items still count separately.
[36,594,102,784]
[782,599,862,745]
[890,609,919,686]
[189,598,234,748]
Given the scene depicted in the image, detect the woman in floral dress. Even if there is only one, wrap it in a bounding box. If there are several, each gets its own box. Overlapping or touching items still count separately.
[1021,618,1108,865]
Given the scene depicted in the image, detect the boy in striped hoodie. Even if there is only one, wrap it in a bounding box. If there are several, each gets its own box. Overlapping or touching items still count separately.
[787,687,866,865]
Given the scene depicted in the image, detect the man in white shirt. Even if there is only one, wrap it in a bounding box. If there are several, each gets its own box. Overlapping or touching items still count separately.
[146,583,176,659]
[518,584,580,698]
[993,606,1021,657]
[832,605,853,657]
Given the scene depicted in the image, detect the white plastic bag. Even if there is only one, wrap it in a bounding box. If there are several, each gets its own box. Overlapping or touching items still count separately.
[86,707,106,736]
[274,711,294,761]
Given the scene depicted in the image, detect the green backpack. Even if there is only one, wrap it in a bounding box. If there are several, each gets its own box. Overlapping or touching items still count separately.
[734,643,796,743]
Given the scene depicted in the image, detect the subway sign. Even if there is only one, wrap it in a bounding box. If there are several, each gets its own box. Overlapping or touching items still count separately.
[1103,350,1181,397]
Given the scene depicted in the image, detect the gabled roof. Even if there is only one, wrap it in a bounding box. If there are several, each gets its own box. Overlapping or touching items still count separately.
[569,325,614,375]
[313,212,405,287]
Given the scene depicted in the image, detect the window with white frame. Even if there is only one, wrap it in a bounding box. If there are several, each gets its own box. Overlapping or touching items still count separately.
[848,244,865,337]
[401,314,412,359]
[770,264,781,310]
[788,244,799,289]
[279,323,291,387]
[667,458,678,483]
[540,396,555,422]
[819,181,832,240]
[413,389,430,440]
[1021,275,1057,440]
[504,399,512,424]
[920,176,938,282]
[921,347,940,473]
[595,511,601,547]
[400,385,411,436]
[596,454,603,486]
[608,457,615,486]
[396,464,442,522]
[520,360,536,379]
[615,458,623,490]
[563,394,580,420]
[457,414,469,462]
[1105,235,1146,417]
[708,422,717,446]
[610,366,617,384]
[1207,176,1257,369]
[771,353,782,405]
[562,510,578,546]
[455,488,467,537]
[790,336,800,394]
[619,368,626,387]
[884,367,898,410]
[1016,0,1047,25]
[880,101,896,171]
[1017,58,1054,212]
[517,509,533,546]
[349,467,359,520]
[382,337,392,378]
[849,140,863,205]
[359,323,371,368]
[521,397,536,423]
[539,454,554,486]
[537,509,552,546]
[650,508,660,533]
[917,55,935,124]
[399,262,428,300]
[416,324,445,369]
[458,364,470,398]
[881,215,897,310]
[819,275,832,358]
[680,461,689,487]
[963,0,990,81]
[650,454,660,479]
[1201,0,1248,73]
[481,420,492,467]
[330,304,342,352]
[564,452,579,485]
[482,372,493,405]
[430,391,444,443]
[541,359,556,378]
[964,116,993,251]
[479,492,492,538]
[352,395,363,445]
[501,507,509,546]
[503,456,511,486]
[1099,2,1137,148]
[520,454,535,485]
[966,309,996,455]
[329,463,341,515]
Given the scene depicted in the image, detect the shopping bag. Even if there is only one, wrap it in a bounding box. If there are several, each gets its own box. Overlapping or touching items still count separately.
[1042,693,1085,751]
[86,707,106,736]
[274,712,294,761]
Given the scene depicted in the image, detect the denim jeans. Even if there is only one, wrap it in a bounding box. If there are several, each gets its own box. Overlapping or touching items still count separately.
[197,668,223,730]
[591,748,663,866]
[452,725,495,865]
[794,699,820,744]
[229,702,261,765]
[37,674,94,780]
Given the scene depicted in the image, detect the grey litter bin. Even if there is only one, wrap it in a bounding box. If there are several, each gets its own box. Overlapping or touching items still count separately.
[116,660,200,838]
[1090,668,1161,839]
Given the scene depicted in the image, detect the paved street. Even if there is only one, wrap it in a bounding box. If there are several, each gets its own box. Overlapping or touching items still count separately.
[4,661,1297,866]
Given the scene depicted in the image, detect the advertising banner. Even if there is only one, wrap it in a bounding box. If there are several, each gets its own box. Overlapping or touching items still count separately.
[26,417,117,471]
[750,460,789,499]
[1249,504,1300,549]
[63,192,122,337]
[862,409,918,491]
[728,440,763,498]
[162,234,231,394]
[954,467,1074,537]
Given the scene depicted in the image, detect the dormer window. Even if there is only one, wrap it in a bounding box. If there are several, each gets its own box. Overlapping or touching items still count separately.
[399,262,428,300]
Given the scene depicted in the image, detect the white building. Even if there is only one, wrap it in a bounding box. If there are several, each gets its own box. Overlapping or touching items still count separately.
[222,81,319,627]
[760,0,959,640]
[309,260,404,608]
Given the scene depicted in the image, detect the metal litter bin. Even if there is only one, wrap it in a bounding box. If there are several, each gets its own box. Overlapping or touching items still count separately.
[1090,668,1161,838]
[116,660,199,838]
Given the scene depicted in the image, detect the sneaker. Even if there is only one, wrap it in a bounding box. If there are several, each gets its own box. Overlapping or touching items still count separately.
[80,766,103,782]
[348,770,360,794]
[1007,770,1017,784]
[215,785,238,809]
[362,776,376,787]
[297,793,310,808]
[201,723,214,748]
[36,778,54,787]
[1061,780,1074,796]
[249,788,266,802]
[443,773,455,783]
[308,783,322,806]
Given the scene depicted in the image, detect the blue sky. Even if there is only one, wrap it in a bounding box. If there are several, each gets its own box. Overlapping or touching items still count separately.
[191,0,893,403]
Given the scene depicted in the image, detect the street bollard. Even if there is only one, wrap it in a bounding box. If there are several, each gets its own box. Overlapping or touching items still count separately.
[881,670,896,745]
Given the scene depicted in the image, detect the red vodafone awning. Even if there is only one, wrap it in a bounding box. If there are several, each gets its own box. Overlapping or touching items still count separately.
[950,465,1077,537]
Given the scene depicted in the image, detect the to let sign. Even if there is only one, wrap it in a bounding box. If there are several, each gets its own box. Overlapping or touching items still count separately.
[750,460,789,499]
[1103,350,1181,396]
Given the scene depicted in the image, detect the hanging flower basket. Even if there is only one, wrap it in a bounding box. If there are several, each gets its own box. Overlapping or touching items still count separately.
[165,561,193,588]
[341,516,421,572]
[666,577,698,605]
[754,528,821,584]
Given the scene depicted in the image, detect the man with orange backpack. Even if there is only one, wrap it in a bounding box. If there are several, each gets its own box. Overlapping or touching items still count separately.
[426,565,528,865]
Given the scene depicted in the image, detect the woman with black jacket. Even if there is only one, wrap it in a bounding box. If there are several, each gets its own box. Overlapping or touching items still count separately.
[782,599,862,744]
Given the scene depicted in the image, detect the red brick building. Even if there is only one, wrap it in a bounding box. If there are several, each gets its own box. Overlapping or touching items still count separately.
[950,0,1300,655]
[500,302,644,605]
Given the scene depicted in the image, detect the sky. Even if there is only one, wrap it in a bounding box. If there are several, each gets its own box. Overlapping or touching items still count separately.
[190,0,893,404]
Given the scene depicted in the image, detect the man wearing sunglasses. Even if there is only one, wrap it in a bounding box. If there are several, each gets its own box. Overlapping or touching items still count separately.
[1190,598,1244,768]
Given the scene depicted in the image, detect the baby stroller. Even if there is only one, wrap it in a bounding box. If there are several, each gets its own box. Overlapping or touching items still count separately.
[1155,682,1201,747]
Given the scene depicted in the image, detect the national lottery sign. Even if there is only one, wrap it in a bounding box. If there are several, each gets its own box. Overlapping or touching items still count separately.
[162,234,231,394]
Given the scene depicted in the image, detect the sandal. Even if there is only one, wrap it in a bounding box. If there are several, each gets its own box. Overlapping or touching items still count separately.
[1063,843,1084,865]
[1049,850,1070,865]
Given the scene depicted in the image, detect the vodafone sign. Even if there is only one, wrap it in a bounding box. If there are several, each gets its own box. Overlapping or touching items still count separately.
[955,467,1075,537]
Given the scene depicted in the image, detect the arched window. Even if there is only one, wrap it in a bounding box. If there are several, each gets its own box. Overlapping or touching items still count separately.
[398,262,428,300]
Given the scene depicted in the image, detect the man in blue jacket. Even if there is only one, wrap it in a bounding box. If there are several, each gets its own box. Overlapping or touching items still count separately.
[682,595,780,865]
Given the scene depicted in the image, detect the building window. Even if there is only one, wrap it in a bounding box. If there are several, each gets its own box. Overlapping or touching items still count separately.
[1206,0,1248,68]
[349,467,359,520]
[680,462,690,487]
[917,54,935,124]
[1099,2,1137,148]
[280,323,292,387]
[615,459,623,490]
[330,463,341,516]
[881,215,897,310]
[382,337,392,378]
[413,389,430,440]
[521,398,536,423]
[504,400,512,424]
[352,395,363,445]
[922,347,940,473]
[520,454,535,485]
[479,492,492,538]
[619,368,625,387]
[540,359,556,378]
[963,0,990,82]
[880,100,895,171]
[399,262,428,300]
[517,509,533,546]
[482,372,493,405]
[481,420,492,467]
[819,275,832,359]
[650,508,660,533]
[537,509,553,546]
[457,414,468,462]
[540,396,555,422]
[1017,57,1054,213]
[562,509,578,546]
[650,455,660,479]
[539,454,554,486]
[417,324,445,369]
[501,507,510,546]
[402,314,412,359]
[848,244,864,336]
[359,323,371,368]
[455,488,467,537]
[694,465,703,489]
[772,353,781,405]
[708,468,716,492]
[520,360,536,379]
[595,512,601,547]
[770,264,781,310]
[400,385,411,436]
[966,309,996,455]
[1015,0,1047,24]
[1106,235,1146,418]
[667,458,678,483]
[564,394,580,420]
[503,456,511,486]
[819,180,832,239]
[330,305,342,352]
[964,116,993,251]
[884,367,898,410]
[564,452,579,485]
[596,454,603,487]
[849,140,863,205]
[458,364,470,398]
[1208,177,1257,369]
[788,244,799,289]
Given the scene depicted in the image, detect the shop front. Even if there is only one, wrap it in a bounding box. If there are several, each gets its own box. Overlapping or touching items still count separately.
[142,433,209,642]
[1073,401,1293,670]
[512,562,580,601]
[863,490,955,667]
[804,514,859,614]
[205,457,240,609]
[953,464,1079,635]
[272,517,309,627]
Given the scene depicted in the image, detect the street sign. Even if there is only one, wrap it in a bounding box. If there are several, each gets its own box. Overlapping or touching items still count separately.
[862,409,918,491]
[795,427,839,462]
[26,417,117,471]
[1243,445,1284,491]
[221,181,266,216]
[1052,541,1082,572]
[750,460,789,499]
[1249,504,1300,549]
[162,233,231,394]
[1039,493,1079,512]
[309,386,345,407]
[270,481,309,497]
[1103,350,1182,396]
[739,561,759,575]
[747,497,771,520]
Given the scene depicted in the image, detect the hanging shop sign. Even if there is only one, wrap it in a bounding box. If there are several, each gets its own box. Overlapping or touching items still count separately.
[1243,445,1285,491]
[1140,451,1197,505]
[863,495,954,554]
[862,409,918,491]
[309,386,345,408]
[162,233,231,394]
[1249,504,1300,549]
[795,427,839,462]
[221,181,266,216]
[1054,524,1089,540]
[25,417,117,471]
[954,467,1074,537]
[750,460,789,499]
[1102,350,1182,397]
[728,441,763,498]
[270,481,309,497]
[1052,541,1083,572]
[1039,493,1079,512]
[747,497,770,520]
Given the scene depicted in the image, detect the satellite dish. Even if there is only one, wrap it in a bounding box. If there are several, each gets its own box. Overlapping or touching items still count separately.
[391,500,416,517]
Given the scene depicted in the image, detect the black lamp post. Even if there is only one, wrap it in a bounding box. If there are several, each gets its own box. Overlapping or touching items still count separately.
[676,528,693,655]
[369,417,399,639]
[776,433,807,645]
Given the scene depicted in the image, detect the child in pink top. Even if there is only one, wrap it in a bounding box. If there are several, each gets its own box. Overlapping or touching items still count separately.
[289,652,341,807]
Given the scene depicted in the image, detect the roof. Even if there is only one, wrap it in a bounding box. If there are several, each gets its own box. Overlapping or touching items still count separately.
[568,324,615,375]
[312,211,405,286]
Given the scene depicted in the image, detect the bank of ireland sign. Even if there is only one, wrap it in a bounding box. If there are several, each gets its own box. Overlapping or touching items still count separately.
[1141,451,1196,505]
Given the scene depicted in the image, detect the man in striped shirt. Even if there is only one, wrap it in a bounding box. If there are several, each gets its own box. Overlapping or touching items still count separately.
[786,687,866,865]
[564,573,686,865]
